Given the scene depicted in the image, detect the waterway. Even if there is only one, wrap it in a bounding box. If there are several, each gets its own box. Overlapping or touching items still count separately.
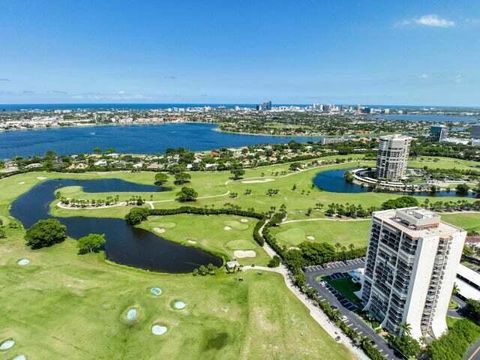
[0,123,322,159]
[10,178,222,272]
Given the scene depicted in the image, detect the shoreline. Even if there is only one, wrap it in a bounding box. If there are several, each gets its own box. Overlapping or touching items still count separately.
[213,127,324,138]
[0,120,325,139]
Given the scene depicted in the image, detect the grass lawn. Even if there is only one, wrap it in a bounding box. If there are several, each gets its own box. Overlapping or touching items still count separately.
[409,156,480,170]
[1,155,478,358]
[442,213,480,233]
[10,154,472,223]
[271,220,371,249]
[138,214,271,266]
[325,278,362,306]
[0,222,351,359]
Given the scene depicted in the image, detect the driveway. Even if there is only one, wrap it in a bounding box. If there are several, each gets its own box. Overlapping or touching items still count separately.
[305,259,401,360]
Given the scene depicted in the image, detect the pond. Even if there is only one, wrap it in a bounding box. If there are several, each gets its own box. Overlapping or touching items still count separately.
[313,169,477,198]
[10,178,222,273]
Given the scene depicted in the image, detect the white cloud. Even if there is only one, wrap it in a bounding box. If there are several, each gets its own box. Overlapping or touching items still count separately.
[419,73,429,79]
[397,14,455,28]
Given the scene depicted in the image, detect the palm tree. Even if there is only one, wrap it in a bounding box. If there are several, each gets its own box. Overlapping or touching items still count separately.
[348,243,355,254]
[452,283,459,296]
[398,322,412,336]
[335,242,341,253]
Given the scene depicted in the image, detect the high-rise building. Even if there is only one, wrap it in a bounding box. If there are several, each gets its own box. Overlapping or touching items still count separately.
[430,125,448,142]
[361,208,466,339]
[256,101,272,111]
[471,124,480,140]
[376,135,412,181]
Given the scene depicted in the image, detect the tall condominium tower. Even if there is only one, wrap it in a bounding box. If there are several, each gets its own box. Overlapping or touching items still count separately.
[430,125,448,142]
[376,135,412,181]
[361,208,466,340]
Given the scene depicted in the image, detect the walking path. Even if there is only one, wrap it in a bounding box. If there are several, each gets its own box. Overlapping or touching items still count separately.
[225,160,359,186]
[283,217,369,224]
[57,191,231,210]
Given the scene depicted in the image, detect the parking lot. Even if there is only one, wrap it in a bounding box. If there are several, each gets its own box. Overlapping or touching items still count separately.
[305,257,365,275]
[305,257,399,360]
[320,273,360,311]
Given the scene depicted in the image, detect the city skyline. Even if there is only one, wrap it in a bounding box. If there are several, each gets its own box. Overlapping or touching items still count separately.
[0,0,479,105]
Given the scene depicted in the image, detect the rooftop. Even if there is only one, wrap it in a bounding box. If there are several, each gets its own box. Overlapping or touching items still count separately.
[379,134,412,141]
[373,207,464,239]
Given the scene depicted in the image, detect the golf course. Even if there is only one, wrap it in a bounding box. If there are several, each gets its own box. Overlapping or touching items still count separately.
[1,154,479,359]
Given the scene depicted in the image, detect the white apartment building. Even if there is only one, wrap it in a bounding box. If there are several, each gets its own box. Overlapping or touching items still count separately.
[362,207,466,340]
[376,135,412,181]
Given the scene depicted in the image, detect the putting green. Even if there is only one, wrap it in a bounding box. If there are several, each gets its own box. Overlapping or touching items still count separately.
[147,220,177,229]
[272,221,371,248]
[223,221,249,231]
[225,240,256,250]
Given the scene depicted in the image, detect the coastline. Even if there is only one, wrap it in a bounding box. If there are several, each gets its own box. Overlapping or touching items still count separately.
[212,126,324,138]
[0,120,325,139]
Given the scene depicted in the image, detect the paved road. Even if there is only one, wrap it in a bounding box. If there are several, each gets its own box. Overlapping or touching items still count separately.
[305,259,401,360]
[465,337,480,360]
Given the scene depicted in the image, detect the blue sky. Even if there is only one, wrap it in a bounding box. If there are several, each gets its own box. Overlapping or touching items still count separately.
[0,0,479,105]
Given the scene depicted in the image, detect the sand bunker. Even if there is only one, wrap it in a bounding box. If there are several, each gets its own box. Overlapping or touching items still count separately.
[150,287,162,296]
[306,235,315,241]
[0,339,15,351]
[126,308,138,321]
[172,300,186,310]
[154,227,166,234]
[13,355,26,360]
[224,226,232,231]
[234,250,256,258]
[187,240,197,244]
[36,176,47,180]
[240,219,249,223]
[18,182,25,185]
[17,258,30,266]
[242,178,274,184]
[151,324,168,335]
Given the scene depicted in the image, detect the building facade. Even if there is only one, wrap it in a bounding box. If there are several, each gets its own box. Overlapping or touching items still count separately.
[361,208,466,340]
[256,101,272,111]
[376,135,412,181]
[430,125,448,142]
[471,124,480,140]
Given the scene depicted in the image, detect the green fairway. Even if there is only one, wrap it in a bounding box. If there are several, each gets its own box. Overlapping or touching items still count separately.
[0,155,478,359]
[0,233,351,359]
[442,213,480,233]
[22,154,474,223]
[408,156,480,170]
[138,214,270,266]
[271,220,371,249]
[0,174,352,359]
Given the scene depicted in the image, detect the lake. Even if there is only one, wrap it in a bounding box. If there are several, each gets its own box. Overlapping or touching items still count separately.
[0,123,322,159]
[313,169,477,198]
[10,178,223,273]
